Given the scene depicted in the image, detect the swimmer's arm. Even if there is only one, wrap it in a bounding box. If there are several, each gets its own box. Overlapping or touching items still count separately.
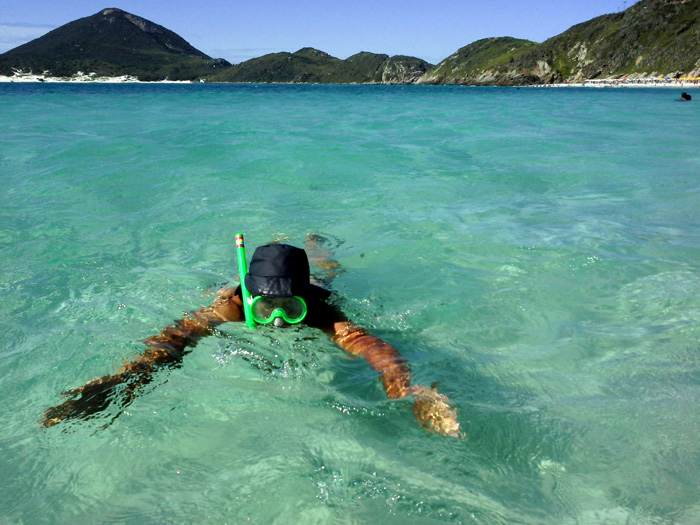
[141,287,243,354]
[41,288,243,428]
[324,320,462,438]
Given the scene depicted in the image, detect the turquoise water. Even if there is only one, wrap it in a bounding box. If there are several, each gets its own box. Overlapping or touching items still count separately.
[1,83,699,524]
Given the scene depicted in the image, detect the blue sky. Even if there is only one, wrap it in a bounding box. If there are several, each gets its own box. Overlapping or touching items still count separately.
[1,1,638,65]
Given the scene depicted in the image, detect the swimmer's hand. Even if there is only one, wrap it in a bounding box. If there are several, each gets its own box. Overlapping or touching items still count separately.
[41,289,237,429]
[40,374,126,428]
[408,384,463,438]
[40,357,165,428]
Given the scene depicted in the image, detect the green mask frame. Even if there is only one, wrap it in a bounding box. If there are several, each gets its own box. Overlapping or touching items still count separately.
[250,295,308,325]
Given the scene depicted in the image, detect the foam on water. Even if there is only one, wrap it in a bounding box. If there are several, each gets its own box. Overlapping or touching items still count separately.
[1,83,699,523]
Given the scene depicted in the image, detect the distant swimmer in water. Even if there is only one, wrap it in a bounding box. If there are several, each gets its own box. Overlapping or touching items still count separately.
[41,234,462,437]
[680,92,692,101]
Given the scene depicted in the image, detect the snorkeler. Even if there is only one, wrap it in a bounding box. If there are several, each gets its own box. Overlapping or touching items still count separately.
[41,234,461,437]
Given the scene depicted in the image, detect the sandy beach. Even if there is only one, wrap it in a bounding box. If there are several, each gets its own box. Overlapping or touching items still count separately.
[0,72,192,83]
[540,79,700,89]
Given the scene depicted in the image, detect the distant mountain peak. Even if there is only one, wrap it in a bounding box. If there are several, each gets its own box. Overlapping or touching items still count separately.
[99,7,172,42]
[0,8,227,80]
[293,48,333,58]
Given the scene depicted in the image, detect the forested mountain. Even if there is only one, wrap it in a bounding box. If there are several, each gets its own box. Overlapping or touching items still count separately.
[207,48,432,84]
[418,0,700,85]
[0,8,229,81]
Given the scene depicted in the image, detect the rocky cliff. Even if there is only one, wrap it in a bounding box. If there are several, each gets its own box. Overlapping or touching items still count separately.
[418,0,700,85]
[207,48,432,84]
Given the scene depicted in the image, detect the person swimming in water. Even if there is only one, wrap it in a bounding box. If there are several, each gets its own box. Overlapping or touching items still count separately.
[41,234,462,437]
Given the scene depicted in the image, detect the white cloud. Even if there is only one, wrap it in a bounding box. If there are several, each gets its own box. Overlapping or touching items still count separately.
[0,24,54,54]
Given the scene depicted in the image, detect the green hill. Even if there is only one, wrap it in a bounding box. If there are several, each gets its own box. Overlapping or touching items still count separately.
[0,8,230,81]
[521,0,700,81]
[418,0,700,85]
[1,0,697,84]
[418,37,539,85]
[207,48,431,84]
[207,48,341,83]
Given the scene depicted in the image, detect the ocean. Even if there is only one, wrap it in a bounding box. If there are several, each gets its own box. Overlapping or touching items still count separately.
[1,83,699,524]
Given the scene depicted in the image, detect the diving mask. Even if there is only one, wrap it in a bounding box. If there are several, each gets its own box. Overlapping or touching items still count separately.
[250,295,307,325]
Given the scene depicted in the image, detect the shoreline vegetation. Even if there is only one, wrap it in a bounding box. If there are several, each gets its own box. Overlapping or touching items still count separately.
[2,71,699,89]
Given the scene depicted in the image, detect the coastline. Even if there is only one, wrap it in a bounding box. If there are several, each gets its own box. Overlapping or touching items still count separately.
[1,71,699,88]
[0,72,193,83]
[536,79,700,89]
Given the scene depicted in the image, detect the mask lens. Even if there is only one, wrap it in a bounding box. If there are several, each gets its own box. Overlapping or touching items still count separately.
[251,296,307,324]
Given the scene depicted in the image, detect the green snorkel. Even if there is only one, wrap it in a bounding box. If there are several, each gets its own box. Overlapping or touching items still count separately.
[235,233,256,329]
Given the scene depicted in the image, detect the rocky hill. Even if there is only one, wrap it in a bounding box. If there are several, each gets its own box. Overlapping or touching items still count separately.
[418,0,700,85]
[417,37,540,85]
[207,47,432,84]
[0,8,230,81]
[1,0,698,84]
[0,7,431,84]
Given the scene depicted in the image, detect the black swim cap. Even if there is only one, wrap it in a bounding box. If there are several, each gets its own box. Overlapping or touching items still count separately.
[245,244,330,300]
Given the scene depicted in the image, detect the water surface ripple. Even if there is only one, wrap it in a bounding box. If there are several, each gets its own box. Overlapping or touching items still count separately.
[1,83,699,524]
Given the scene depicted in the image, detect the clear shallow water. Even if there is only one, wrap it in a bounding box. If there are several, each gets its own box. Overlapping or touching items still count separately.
[1,83,699,524]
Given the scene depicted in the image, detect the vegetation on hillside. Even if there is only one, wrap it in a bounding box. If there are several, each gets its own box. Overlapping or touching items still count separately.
[207,48,431,84]
[420,0,700,85]
[1,0,698,84]
[0,8,228,80]
[419,37,539,85]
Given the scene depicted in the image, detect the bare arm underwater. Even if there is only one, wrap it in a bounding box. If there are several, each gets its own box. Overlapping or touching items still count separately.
[40,290,242,428]
[322,320,461,437]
